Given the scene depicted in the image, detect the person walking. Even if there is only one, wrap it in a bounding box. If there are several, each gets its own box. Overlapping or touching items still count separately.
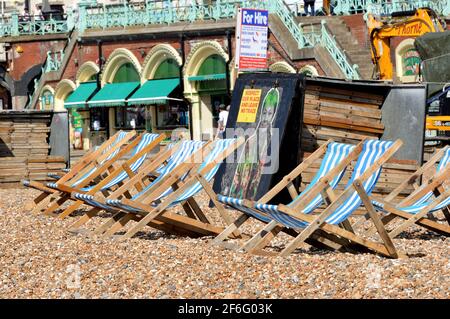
[216,104,229,139]
[304,0,316,16]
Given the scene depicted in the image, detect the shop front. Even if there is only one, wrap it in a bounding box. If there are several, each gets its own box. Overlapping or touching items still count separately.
[87,81,141,147]
[127,77,188,142]
[188,54,229,140]
[63,81,98,150]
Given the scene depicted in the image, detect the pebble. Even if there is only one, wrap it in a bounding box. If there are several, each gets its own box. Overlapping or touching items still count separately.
[0,188,448,298]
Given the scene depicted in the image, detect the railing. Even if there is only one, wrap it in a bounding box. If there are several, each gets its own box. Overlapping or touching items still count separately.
[332,0,450,16]
[0,11,75,37]
[268,0,307,48]
[78,0,267,32]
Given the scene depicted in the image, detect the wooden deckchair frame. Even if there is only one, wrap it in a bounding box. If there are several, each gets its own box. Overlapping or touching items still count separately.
[361,157,450,238]
[87,137,245,239]
[228,140,404,258]
[26,130,136,208]
[210,139,364,247]
[33,133,165,218]
[28,132,151,214]
[66,140,200,232]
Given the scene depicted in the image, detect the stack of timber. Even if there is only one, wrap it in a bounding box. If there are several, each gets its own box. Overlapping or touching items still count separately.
[302,85,384,150]
[0,119,65,184]
[28,156,66,181]
[299,85,418,200]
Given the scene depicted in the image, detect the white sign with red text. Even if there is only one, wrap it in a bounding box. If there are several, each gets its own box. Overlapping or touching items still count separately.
[235,8,269,70]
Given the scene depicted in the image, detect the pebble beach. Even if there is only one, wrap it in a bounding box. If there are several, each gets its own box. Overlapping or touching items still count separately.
[0,187,448,299]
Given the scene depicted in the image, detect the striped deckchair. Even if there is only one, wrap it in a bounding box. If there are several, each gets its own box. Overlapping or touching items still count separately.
[66,140,206,233]
[32,133,164,218]
[223,139,404,258]
[364,146,450,237]
[89,137,245,239]
[48,131,130,180]
[211,140,363,248]
[23,130,136,212]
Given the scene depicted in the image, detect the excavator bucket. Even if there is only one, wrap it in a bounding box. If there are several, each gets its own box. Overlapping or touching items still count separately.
[415,30,450,82]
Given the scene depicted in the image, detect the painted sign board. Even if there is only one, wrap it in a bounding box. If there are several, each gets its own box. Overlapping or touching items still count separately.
[236,89,262,123]
[235,8,269,71]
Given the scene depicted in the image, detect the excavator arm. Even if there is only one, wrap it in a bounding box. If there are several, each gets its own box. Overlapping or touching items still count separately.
[367,8,444,80]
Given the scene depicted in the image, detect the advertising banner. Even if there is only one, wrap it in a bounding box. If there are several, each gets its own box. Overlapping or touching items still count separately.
[235,8,269,71]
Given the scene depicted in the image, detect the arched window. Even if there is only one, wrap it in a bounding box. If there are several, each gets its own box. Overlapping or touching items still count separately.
[197,54,227,92]
[395,39,421,83]
[40,89,55,110]
[153,59,180,79]
[299,65,319,76]
[401,48,421,77]
[112,63,140,83]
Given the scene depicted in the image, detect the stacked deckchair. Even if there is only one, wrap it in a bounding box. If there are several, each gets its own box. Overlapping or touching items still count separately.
[65,138,244,239]
[24,132,164,218]
[211,139,404,258]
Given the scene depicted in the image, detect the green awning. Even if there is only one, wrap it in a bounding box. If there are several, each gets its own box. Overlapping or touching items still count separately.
[88,82,140,107]
[188,73,226,82]
[127,78,182,105]
[64,82,97,109]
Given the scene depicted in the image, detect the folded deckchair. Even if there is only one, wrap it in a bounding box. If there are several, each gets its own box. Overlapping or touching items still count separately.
[29,132,164,218]
[66,139,207,233]
[84,137,245,239]
[363,146,450,237]
[211,140,363,247]
[214,139,404,258]
[24,130,136,210]
[47,130,133,180]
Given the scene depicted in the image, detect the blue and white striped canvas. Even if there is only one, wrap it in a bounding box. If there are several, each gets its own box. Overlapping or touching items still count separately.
[46,133,160,191]
[218,142,356,224]
[74,140,205,212]
[46,131,129,185]
[254,140,394,228]
[105,138,238,212]
[70,132,128,187]
[373,147,450,215]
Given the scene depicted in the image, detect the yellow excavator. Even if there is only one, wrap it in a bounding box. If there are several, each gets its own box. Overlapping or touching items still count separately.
[367,7,445,80]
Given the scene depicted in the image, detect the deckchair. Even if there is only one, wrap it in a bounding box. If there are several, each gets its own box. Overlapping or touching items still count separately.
[29,132,165,218]
[66,139,207,233]
[211,140,363,248]
[24,130,136,210]
[214,139,404,258]
[84,137,245,239]
[47,130,133,180]
[363,146,450,237]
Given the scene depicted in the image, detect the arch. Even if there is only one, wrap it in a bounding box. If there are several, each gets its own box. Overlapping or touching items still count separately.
[101,48,142,84]
[76,61,100,83]
[39,85,55,110]
[299,65,319,76]
[54,79,76,111]
[269,61,296,73]
[183,41,229,94]
[141,44,182,82]
[395,38,421,83]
